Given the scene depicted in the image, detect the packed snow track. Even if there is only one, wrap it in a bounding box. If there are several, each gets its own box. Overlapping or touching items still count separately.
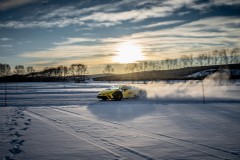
[0,82,240,160]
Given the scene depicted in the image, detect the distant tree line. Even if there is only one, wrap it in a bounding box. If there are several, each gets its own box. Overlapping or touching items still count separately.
[125,48,240,73]
[0,63,88,82]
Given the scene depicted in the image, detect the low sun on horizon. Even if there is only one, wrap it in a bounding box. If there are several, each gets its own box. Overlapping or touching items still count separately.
[113,41,144,63]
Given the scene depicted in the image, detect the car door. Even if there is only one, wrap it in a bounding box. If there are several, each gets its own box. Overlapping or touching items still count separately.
[122,86,135,98]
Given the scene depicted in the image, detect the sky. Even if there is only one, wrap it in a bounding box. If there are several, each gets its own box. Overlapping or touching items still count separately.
[0,0,239,74]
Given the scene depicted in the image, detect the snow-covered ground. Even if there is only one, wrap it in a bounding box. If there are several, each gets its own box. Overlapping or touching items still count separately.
[0,81,240,160]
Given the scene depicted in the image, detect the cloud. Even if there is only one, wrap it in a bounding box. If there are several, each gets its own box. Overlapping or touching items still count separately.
[16,15,240,71]
[0,0,38,11]
[19,43,115,59]
[0,0,239,29]
[86,21,121,28]
[0,38,10,41]
[27,60,54,66]
[17,40,32,44]
[0,44,12,47]
[134,20,185,29]
[211,0,240,6]
[178,11,191,16]
[0,0,192,29]
[0,19,85,29]
[129,16,240,38]
[18,16,240,63]
[102,16,240,59]
[19,16,240,58]
[39,3,110,20]
[80,6,175,23]
[54,38,96,45]
[0,1,126,28]
[24,50,116,70]
[189,0,240,11]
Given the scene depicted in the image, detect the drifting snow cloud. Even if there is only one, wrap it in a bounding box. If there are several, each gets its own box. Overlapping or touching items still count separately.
[136,70,238,102]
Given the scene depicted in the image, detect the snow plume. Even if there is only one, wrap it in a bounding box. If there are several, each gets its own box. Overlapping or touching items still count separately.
[136,70,239,102]
[204,69,230,84]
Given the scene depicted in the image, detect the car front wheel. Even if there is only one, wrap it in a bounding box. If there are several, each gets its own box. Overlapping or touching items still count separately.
[113,91,123,101]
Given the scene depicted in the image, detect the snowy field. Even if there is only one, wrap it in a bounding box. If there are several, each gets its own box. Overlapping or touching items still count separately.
[0,81,240,160]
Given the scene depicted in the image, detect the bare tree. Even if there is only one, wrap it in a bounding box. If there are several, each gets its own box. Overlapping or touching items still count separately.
[136,62,143,72]
[6,64,11,76]
[125,63,137,73]
[172,59,179,69]
[212,50,219,65]
[229,48,240,64]
[77,64,87,79]
[218,49,228,65]
[103,64,114,83]
[103,64,114,75]
[51,67,58,77]
[197,54,207,66]
[0,64,4,77]
[0,64,11,77]
[56,66,68,77]
[68,64,76,77]
[206,53,212,66]
[27,66,35,73]
[148,61,157,71]
[42,67,55,77]
[61,66,68,80]
[187,54,194,67]
[14,65,25,75]
[26,66,35,77]
[180,56,189,68]
[42,67,56,77]
[164,59,170,70]
[142,61,149,71]
[69,64,87,81]
[125,63,137,83]
[157,60,164,70]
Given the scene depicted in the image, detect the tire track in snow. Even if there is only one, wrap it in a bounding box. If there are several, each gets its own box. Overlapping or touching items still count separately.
[24,110,125,160]
[53,107,240,160]
[24,110,156,160]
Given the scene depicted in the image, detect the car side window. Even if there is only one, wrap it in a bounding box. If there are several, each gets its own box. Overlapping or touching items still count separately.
[122,86,131,90]
[121,85,128,90]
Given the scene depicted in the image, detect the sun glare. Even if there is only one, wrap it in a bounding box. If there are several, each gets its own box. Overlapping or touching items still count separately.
[113,41,144,63]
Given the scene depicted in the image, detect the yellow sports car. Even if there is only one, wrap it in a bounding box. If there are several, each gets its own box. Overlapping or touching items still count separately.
[97,85,146,101]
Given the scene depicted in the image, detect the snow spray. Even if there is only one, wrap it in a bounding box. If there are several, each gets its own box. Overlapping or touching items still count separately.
[134,70,239,102]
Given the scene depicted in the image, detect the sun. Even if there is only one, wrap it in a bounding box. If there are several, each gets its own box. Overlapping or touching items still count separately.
[113,41,144,63]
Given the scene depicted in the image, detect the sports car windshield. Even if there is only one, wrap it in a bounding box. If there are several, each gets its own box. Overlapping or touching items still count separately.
[107,85,119,90]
